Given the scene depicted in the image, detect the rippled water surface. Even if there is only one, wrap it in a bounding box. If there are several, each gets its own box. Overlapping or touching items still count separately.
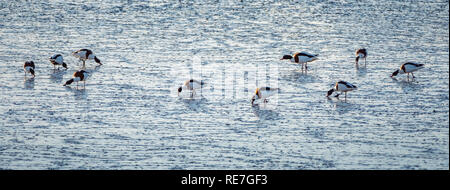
[0,0,448,169]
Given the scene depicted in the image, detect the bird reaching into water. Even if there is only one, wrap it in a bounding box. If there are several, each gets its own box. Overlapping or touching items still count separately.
[63,70,89,88]
[391,62,424,79]
[326,81,358,99]
[355,48,367,65]
[251,87,279,105]
[178,79,206,98]
[23,61,35,78]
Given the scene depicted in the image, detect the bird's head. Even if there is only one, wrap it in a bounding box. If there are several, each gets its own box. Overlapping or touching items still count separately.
[391,70,399,77]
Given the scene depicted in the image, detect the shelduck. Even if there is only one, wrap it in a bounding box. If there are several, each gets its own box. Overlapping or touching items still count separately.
[72,49,102,68]
[251,87,279,105]
[391,62,424,79]
[63,70,89,88]
[326,81,357,99]
[23,61,35,78]
[178,79,206,97]
[49,54,68,70]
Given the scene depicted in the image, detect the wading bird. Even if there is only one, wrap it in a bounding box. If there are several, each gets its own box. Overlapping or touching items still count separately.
[280,52,319,70]
[72,49,102,68]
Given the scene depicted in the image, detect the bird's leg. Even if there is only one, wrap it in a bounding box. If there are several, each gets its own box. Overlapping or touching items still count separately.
[345,92,347,99]
[305,63,308,70]
[412,73,416,78]
[84,80,86,88]
[83,60,85,68]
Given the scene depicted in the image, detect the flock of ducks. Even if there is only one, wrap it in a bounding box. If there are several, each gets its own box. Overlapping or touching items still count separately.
[23,48,425,105]
[176,48,425,106]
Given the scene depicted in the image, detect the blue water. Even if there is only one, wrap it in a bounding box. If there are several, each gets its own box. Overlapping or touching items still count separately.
[0,0,448,169]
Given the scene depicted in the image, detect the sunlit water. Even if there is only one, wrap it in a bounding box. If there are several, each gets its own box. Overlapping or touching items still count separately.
[0,0,448,169]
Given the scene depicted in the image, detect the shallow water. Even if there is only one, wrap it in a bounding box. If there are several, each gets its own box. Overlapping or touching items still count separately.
[0,0,448,169]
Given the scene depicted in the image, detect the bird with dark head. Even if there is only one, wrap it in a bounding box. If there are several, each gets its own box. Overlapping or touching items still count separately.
[23,61,35,78]
[251,87,279,105]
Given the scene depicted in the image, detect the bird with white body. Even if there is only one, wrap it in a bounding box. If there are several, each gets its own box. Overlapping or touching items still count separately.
[355,48,367,65]
[326,81,358,99]
[63,70,89,88]
[23,61,35,78]
[391,62,424,79]
[72,49,102,68]
[49,54,68,70]
[280,52,319,70]
[251,87,279,105]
